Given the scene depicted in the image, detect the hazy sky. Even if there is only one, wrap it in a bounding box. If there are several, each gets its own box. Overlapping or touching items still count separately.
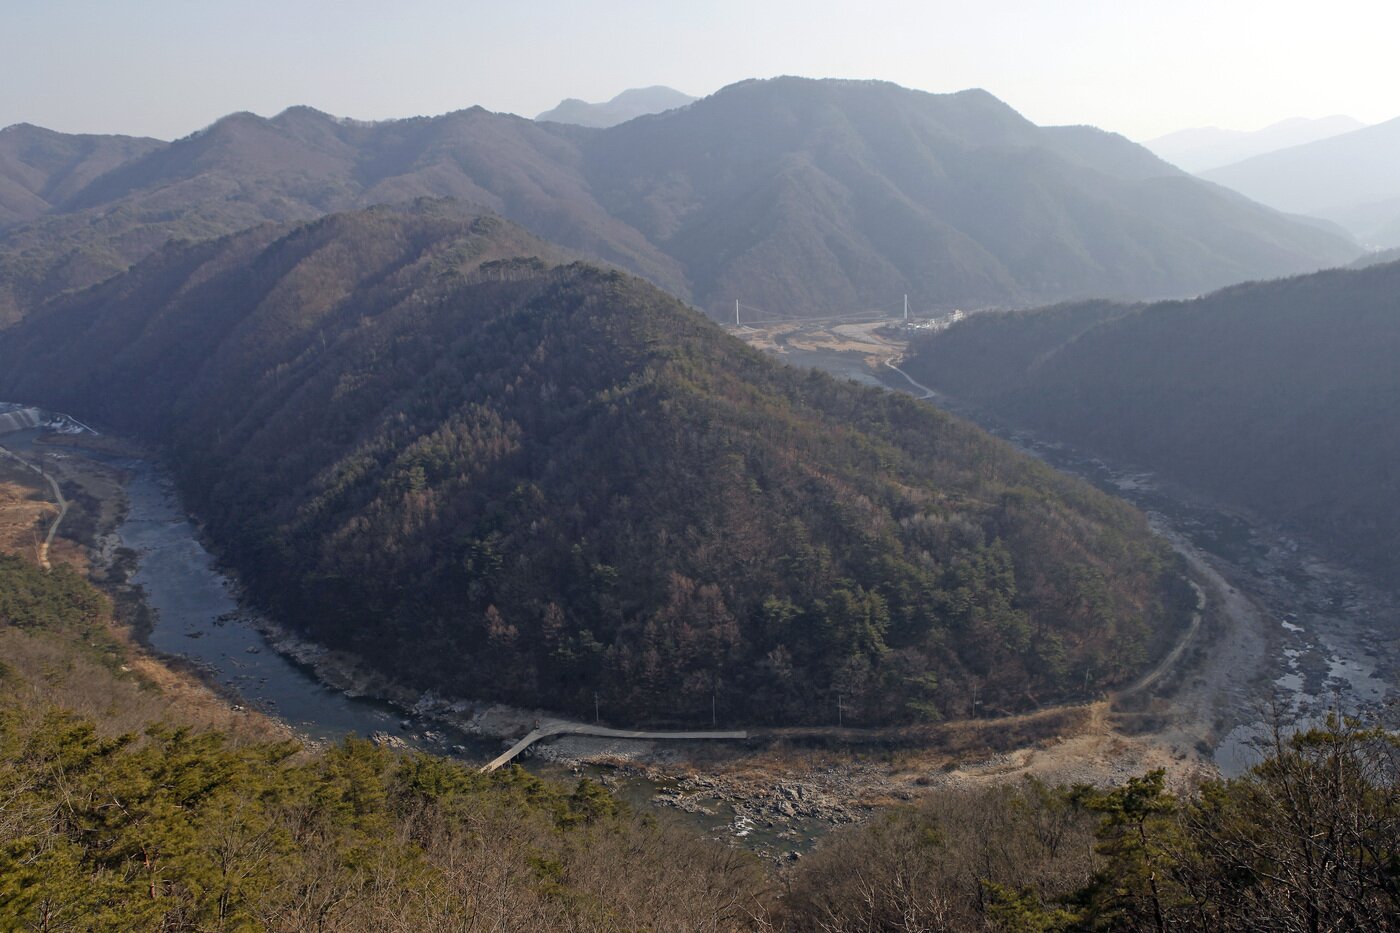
[4,0,1397,141]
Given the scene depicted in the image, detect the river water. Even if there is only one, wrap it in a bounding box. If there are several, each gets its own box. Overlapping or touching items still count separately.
[118,461,504,756]
[10,374,1395,849]
[0,412,500,760]
[3,418,818,857]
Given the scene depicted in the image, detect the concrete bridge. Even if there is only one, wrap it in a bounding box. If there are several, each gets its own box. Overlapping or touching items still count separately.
[480,721,748,772]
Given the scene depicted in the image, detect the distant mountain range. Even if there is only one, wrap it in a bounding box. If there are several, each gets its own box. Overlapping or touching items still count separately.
[1143,116,1365,173]
[1201,117,1400,248]
[535,86,696,127]
[0,201,1189,723]
[1353,246,1400,268]
[0,78,1360,327]
[0,123,165,229]
[903,256,1400,584]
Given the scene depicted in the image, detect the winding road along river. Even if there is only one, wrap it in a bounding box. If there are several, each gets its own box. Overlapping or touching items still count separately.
[868,356,1400,776]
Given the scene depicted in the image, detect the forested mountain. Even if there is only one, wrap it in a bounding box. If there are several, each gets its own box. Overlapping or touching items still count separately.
[903,259,1400,584]
[535,86,696,127]
[0,202,1190,726]
[0,78,1358,326]
[578,79,1355,316]
[0,104,684,326]
[1202,116,1400,247]
[4,519,1393,930]
[0,122,164,229]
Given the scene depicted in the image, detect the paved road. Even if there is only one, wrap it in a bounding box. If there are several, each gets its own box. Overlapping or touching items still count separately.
[481,722,748,772]
[0,443,68,569]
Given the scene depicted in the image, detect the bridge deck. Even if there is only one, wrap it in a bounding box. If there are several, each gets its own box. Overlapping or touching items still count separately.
[480,722,748,772]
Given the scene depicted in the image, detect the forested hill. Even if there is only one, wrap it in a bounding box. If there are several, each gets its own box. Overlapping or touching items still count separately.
[0,202,1189,726]
[0,78,1358,326]
[903,259,1400,585]
[3,500,1392,930]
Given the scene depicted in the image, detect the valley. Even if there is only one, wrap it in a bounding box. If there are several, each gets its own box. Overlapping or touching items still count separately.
[2,236,1391,874]
[0,414,1178,861]
[3,30,1397,921]
[0,404,1201,857]
[8,307,1380,863]
[731,317,1400,776]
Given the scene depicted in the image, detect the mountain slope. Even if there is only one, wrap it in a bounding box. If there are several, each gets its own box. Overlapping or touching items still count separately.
[0,123,164,229]
[1202,117,1400,246]
[1143,116,1365,173]
[535,86,696,127]
[0,79,1358,326]
[903,259,1400,583]
[1353,246,1400,269]
[0,552,765,930]
[581,78,1357,315]
[0,106,685,325]
[0,202,1189,725]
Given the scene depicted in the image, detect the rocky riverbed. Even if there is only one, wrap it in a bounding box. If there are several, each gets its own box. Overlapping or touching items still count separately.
[31,415,1392,865]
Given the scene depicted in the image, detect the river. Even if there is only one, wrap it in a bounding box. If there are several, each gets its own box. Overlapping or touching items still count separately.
[1,412,821,859]
[0,407,498,759]
[118,460,510,757]
[8,375,1395,845]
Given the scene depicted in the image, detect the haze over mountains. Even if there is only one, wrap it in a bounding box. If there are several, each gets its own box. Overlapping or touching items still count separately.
[904,257,1400,585]
[535,85,696,127]
[3,8,1400,920]
[0,77,1359,327]
[1142,115,1365,173]
[1201,116,1400,247]
[0,201,1190,725]
[0,123,165,228]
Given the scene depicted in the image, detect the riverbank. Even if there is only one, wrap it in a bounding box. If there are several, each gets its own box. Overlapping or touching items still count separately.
[863,350,1399,775]
[0,419,1240,861]
[728,326,1399,777]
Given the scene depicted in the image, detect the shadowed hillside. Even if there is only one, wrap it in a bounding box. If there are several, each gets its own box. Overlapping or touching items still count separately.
[904,259,1400,584]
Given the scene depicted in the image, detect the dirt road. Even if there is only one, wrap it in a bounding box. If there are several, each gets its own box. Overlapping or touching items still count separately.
[0,443,68,569]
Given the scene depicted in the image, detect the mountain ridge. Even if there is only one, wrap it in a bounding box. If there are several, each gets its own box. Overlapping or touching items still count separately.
[0,77,1359,328]
[903,258,1400,584]
[1202,116,1400,247]
[1143,115,1365,172]
[535,85,697,127]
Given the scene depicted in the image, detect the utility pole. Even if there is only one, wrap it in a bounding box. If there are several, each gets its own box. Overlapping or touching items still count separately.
[837,692,844,728]
[711,689,717,728]
[735,299,740,326]
[594,692,600,724]
[904,294,909,322]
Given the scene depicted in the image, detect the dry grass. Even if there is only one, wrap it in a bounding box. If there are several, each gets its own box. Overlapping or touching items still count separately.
[0,462,55,560]
[0,444,292,746]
